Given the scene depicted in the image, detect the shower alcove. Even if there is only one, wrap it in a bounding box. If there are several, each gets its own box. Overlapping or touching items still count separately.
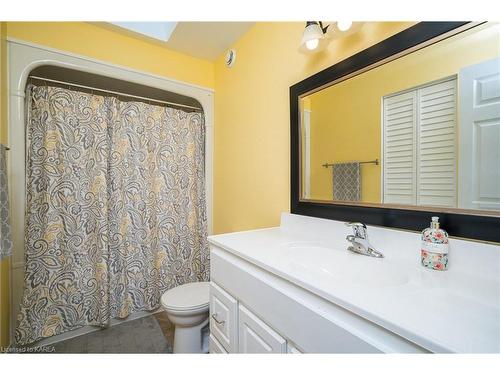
[7,38,214,345]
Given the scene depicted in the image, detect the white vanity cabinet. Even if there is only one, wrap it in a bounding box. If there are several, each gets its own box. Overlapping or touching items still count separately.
[207,213,500,353]
[208,243,429,354]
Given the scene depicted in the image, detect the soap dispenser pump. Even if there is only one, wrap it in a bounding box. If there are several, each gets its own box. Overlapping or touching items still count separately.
[421,216,449,271]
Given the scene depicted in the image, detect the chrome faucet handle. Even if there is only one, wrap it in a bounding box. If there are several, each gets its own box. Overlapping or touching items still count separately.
[345,222,384,258]
[345,222,368,239]
[346,234,358,245]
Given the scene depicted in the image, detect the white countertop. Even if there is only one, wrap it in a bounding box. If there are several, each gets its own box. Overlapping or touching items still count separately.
[208,213,500,353]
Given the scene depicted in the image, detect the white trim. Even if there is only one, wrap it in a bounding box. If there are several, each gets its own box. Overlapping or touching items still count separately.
[303,109,311,199]
[7,39,214,344]
[380,96,385,203]
[6,37,214,93]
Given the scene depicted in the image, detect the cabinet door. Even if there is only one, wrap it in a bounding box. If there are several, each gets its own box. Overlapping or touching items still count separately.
[209,334,228,354]
[287,342,302,354]
[210,282,238,353]
[238,305,286,353]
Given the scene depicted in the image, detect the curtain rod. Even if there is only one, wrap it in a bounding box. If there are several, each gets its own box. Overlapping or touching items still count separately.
[29,76,203,111]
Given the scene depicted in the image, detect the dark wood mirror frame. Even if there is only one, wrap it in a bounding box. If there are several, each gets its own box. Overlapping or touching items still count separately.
[290,21,500,243]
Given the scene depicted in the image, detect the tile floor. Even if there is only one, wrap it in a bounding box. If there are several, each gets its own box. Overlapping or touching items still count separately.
[43,312,174,353]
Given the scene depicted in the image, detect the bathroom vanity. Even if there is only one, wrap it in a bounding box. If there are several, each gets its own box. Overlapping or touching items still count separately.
[208,213,500,353]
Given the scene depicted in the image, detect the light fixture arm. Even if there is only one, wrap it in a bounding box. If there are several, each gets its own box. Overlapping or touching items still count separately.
[318,21,329,34]
[305,21,329,35]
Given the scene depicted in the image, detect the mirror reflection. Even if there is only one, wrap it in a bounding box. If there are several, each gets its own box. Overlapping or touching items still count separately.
[300,23,500,212]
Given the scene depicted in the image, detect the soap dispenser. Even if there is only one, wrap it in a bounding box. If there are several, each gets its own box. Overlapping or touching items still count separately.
[421,216,449,271]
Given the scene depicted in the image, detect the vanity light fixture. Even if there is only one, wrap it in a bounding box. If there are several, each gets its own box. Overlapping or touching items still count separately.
[300,21,359,53]
[300,21,330,52]
[336,21,353,31]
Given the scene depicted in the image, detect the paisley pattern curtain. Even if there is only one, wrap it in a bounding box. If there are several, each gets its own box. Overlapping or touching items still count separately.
[15,83,208,345]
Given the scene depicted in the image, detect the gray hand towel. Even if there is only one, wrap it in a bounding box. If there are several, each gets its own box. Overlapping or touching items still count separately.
[332,162,361,202]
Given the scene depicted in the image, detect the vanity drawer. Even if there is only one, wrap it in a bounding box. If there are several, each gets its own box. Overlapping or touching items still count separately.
[209,334,228,354]
[209,282,238,353]
[238,304,287,353]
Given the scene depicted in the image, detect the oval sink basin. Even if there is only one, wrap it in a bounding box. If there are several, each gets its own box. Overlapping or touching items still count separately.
[281,243,409,287]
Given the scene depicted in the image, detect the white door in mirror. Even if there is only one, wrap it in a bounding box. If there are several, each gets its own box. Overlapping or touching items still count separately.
[459,57,500,210]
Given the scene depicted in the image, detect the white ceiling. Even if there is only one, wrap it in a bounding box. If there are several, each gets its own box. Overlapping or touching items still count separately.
[105,22,254,61]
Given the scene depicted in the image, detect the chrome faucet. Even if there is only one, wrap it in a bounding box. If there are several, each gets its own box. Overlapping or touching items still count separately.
[345,222,384,258]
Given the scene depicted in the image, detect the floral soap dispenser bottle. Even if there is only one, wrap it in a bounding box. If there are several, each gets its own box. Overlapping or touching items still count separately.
[421,216,449,271]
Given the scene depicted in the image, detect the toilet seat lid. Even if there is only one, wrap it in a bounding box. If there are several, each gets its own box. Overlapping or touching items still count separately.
[161,281,210,311]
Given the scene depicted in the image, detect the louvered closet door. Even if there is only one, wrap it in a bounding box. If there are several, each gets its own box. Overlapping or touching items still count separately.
[417,78,457,207]
[383,91,417,205]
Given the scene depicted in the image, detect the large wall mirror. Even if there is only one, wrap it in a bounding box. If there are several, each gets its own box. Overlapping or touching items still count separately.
[290,22,500,242]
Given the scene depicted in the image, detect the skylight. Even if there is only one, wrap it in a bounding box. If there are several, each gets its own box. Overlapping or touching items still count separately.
[111,22,178,42]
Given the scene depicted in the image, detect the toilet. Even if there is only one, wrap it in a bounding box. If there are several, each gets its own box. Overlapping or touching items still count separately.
[160,281,210,353]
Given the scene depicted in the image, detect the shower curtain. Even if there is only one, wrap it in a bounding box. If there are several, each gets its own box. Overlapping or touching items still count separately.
[15,83,209,345]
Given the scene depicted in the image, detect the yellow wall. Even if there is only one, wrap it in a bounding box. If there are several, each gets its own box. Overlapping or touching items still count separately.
[213,22,414,234]
[0,21,9,348]
[306,22,500,203]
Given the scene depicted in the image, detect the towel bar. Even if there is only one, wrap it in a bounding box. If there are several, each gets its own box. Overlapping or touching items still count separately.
[322,159,378,168]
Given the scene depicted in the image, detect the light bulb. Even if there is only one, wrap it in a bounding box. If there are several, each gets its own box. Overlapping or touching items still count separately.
[305,38,319,50]
[337,21,352,31]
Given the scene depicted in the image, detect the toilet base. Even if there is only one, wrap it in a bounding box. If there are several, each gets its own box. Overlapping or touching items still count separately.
[173,318,209,353]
